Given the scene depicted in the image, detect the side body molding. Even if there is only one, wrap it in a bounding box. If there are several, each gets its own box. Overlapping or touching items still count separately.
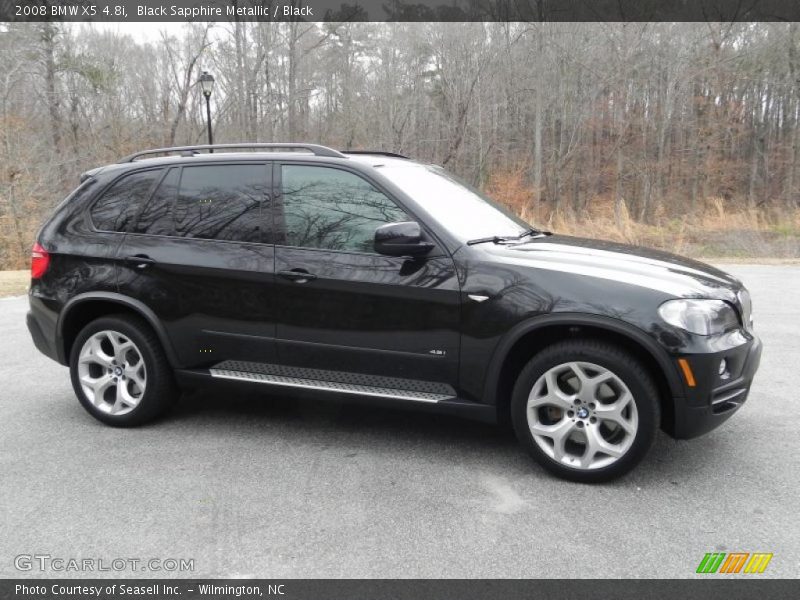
[481,312,685,404]
[57,291,180,367]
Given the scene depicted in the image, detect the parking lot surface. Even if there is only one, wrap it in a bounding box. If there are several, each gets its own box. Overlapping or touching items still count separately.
[1,265,798,578]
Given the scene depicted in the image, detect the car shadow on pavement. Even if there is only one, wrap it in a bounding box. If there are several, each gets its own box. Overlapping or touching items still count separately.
[161,387,733,486]
[172,387,513,447]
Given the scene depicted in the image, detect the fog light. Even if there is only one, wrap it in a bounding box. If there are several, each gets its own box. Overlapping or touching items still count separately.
[719,359,730,380]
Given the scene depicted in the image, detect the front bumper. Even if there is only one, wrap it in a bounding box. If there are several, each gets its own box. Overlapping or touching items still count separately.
[671,334,762,439]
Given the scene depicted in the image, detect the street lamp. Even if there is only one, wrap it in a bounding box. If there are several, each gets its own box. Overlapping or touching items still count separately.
[199,71,215,151]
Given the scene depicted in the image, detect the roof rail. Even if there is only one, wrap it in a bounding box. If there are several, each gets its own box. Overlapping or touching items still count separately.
[342,150,409,159]
[119,143,347,163]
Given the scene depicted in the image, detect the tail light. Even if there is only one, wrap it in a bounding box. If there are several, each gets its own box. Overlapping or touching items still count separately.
[31,242,50,279]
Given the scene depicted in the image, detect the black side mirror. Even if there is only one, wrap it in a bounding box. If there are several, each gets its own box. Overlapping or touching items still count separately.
[374,221,435,257]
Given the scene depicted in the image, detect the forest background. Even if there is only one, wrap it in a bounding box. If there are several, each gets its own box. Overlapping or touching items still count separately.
[2,21,799,270]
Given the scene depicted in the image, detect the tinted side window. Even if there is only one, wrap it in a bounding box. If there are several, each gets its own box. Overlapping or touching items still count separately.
[90,170,161,232]
[281,165,408,252]
[133,168,177,236]
[173,165,266,242]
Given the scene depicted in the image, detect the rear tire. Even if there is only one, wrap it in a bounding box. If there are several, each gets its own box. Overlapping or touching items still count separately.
[69,314,177,426]
[511,339,660,483]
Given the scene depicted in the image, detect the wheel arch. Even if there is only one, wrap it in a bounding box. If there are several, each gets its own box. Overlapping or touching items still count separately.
[485,313,684,434]
[57,292,179,367]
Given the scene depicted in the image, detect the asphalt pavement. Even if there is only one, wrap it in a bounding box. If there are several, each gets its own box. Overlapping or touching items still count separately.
[0,265,798,578]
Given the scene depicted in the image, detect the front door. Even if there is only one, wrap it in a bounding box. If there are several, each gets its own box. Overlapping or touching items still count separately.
[272,162,461,397]
[117,162,277,368]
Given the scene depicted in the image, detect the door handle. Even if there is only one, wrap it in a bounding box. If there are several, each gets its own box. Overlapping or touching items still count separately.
[278,269,317,283]
[124,255,156,270]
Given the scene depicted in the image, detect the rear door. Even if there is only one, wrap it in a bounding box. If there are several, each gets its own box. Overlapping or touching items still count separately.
[272,162,461,396]
[87,167,165,294]
[117,162,276,368]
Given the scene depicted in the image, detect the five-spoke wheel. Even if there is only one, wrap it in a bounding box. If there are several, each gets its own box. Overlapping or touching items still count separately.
[527,361,638,470]
[512,340,659,482]
[77,330,147,416]
[70,314,176,426]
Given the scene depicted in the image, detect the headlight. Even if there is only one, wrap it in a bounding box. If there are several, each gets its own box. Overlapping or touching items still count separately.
[738,289,754,330]
[658,299,740,335]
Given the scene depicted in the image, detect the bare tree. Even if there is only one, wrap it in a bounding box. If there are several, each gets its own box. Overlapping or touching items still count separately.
[1,22,799,268]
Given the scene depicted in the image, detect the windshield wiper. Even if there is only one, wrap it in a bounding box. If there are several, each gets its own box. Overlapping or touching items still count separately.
[518,228,548,239]
[467,228,549,246]
[467,235,509,246]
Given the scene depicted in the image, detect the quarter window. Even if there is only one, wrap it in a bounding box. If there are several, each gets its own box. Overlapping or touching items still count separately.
[280,165,408,252]
[90,169,161,232]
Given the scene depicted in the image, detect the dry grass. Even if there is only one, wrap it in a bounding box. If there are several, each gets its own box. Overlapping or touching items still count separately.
[484,168,800,259]
[544,201,800,259]
[0,270,29,298]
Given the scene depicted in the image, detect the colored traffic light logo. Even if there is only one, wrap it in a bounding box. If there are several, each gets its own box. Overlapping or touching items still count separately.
[696,552,773,574]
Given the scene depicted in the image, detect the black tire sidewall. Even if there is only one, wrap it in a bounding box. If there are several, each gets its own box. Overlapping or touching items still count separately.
[511,340,660,483]
[69,315,172,427]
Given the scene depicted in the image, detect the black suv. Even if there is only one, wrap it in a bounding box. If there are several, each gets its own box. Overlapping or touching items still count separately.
[27,143,762,482]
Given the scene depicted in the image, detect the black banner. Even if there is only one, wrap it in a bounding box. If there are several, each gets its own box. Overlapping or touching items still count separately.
[3,0,800,22]
[0,580,797,600]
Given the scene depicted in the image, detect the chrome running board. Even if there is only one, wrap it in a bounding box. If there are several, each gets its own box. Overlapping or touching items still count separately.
[208,361,454,403]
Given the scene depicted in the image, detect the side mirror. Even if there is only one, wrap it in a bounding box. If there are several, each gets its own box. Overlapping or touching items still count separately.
[374,221,435,257]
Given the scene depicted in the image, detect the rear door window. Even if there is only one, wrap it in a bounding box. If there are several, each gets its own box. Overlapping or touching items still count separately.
[131,164,270,242]
[133,168,177,236]
[173,165,266,242]
[90,169,162,232]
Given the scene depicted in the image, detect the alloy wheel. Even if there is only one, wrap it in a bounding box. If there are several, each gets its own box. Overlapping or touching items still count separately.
[77,330,147,416]
[526,361,638,470]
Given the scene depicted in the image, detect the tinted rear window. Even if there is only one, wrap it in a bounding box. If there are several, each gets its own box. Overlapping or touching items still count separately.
[172,165,266,242]
[134,168,177,236]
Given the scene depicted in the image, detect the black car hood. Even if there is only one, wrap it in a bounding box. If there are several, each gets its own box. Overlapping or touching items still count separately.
[480,234,742,300]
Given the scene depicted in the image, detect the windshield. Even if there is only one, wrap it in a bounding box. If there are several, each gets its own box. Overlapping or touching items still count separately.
[377,164,531,242]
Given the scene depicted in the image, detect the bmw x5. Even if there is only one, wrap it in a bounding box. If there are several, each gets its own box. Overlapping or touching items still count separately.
[26,143,762,482]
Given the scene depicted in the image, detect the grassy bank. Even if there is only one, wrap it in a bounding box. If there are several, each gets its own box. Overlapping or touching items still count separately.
[0,270,28,298]
[547,200,800,259]
[485,173,800,259]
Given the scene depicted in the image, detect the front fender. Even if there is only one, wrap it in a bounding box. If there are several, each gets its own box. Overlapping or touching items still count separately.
[481,312,685,405]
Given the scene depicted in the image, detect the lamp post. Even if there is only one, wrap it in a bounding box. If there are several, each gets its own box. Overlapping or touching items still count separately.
[199,71,215,151]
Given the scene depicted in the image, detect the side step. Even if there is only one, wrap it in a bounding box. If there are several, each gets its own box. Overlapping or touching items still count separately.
[207,360,455,404]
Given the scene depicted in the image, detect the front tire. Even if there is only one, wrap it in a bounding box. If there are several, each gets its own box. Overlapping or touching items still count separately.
[69,314,177,426]
[511,339,660,483]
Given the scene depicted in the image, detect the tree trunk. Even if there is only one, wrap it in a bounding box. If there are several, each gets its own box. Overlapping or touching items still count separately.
[40,23,65,188]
